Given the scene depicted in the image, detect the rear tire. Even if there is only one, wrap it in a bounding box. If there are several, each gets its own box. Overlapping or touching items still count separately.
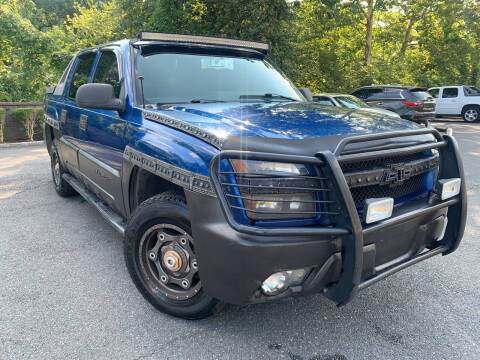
[124,192,223,319]
[462,105,480,122]
[50,141,76,197]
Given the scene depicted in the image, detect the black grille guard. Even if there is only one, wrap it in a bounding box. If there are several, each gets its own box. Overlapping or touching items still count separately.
[209,128,467,305]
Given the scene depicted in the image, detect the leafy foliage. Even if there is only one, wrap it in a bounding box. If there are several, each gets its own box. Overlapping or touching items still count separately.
[1,0,480,100]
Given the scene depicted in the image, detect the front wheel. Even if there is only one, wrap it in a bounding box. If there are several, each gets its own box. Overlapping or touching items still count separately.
[462,106,480,122]
[50,142,76,197]
[124,192,223,319]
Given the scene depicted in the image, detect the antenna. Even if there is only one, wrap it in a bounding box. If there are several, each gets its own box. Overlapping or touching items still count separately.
[138,76,145,109]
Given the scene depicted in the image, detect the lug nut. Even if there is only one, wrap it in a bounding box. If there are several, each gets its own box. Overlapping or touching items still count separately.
[160,275,167,282]
[180,238,187,245]
[181,279,190,288]
[192,261,198,269]
[158,233,165,241]
[149,252,156,260]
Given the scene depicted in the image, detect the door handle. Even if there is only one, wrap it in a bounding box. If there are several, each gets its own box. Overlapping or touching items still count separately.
[79,114,88,131]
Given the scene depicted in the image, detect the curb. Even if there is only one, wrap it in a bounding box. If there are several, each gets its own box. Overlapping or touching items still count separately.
[0,140,45,148]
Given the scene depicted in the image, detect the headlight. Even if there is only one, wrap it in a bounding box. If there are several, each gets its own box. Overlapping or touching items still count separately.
[230,160,320,220]
[230,159,308,176]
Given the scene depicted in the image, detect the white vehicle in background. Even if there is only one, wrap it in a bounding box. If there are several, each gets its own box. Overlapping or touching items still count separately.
[428,85,480,122]
[312,93,401,118]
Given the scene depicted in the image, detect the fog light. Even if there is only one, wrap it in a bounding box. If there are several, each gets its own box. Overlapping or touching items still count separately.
[439,178,461,200]
[364,198,394,224]
[261,268,308,296]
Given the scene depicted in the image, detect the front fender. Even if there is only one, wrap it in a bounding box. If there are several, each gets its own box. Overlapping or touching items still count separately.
[121,119,219,218]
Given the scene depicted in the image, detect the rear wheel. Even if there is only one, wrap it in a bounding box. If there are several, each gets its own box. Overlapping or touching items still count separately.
[50,142,76,197]
[462,106,480,122]
[124,192,223,319]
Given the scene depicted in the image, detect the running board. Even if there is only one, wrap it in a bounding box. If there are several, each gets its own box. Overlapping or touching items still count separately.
[62,173,126,235]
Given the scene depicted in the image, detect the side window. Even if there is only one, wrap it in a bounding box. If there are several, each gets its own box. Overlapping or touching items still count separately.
[351,89,366,99]
[383,88,403,99]
[93,51,121,98]
[365,88,383,100]
[53,57,75,96]
[68,52,97,100]
[428,88,440,98]
[313,96,335,106]
[442,87,458,98]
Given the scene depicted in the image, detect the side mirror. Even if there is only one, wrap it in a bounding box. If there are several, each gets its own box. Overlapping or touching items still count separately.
[76,83,124,111]
[299,87,313,102]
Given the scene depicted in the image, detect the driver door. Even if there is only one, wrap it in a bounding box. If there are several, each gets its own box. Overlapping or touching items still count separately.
[77,47,127,214]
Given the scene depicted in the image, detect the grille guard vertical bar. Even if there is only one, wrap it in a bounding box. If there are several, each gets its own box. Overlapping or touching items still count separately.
[316,151,363,305]
[437,135,467,254]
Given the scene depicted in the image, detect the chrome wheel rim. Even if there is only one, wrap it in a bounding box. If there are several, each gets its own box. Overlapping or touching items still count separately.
[138,224,201,301]
[465,109,478,122]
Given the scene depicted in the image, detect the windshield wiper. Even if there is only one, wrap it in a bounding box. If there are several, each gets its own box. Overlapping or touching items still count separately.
[156,99,225,106]
[239,93,298,102]
[189,99,226,103]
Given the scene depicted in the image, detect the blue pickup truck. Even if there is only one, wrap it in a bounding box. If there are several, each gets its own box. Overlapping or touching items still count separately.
[43,31,466,319]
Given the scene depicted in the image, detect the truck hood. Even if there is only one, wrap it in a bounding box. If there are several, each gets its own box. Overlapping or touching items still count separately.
[153,101,420,141]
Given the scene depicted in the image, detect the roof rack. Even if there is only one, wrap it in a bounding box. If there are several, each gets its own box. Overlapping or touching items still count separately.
[136,31,269,53]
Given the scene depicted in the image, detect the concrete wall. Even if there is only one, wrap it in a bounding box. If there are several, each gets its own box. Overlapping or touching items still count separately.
[0,102,43,142]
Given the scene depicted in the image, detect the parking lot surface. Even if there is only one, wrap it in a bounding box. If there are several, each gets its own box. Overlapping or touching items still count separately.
[1,119,479,360]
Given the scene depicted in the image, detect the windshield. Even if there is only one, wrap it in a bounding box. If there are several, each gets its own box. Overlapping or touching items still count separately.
[135,50,303,105]
[334,95,368,109]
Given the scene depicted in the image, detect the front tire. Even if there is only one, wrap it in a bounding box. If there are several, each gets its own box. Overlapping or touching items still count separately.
[50,142,76,197]
[462,106,480,122]
[124,192,223,319]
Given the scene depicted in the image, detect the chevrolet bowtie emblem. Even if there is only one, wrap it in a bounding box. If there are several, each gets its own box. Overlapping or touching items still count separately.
[381,163,412,187]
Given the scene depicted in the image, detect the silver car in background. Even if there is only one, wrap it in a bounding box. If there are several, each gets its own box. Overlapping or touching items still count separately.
[313,93,401,118]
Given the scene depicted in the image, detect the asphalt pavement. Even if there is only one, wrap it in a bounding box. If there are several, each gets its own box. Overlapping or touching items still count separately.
[0,118,479,359]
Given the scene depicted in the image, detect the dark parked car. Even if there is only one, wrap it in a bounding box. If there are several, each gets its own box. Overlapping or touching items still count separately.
[43,32,466,319]
[313,93,401,118]
[350,85,436,123]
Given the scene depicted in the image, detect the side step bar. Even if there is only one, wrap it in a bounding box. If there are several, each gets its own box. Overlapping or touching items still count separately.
[62,173,126,236]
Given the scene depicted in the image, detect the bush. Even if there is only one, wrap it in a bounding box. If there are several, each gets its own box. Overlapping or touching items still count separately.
[0,108,5,143]
[10,107,44,141]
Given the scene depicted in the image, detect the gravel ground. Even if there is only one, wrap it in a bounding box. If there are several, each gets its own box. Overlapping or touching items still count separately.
[0,119,479,360]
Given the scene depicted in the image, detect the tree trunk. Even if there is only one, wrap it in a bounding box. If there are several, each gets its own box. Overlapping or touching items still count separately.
[364,0,375,66]
[399,17,415,60]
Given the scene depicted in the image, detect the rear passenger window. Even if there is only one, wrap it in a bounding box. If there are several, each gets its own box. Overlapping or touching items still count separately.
[53,57,74,96]
[383,88,403,99]
[68,52,97,100]
[364,88,383,100]
[93,51,121,98]
[442,88,458,98]
[351,89,367,99]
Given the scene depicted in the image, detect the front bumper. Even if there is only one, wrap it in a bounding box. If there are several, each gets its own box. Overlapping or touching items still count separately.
[187,130,467,306]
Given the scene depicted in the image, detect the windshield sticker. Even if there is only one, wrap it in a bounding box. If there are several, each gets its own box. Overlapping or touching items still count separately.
[201,57,234,70]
